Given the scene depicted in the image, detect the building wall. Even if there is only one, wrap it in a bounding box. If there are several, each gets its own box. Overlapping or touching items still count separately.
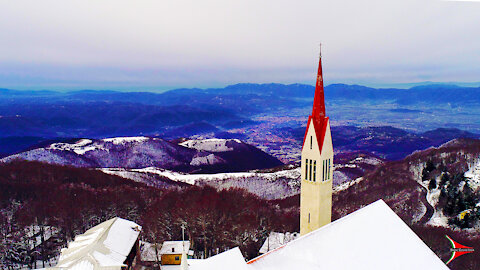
[161,254,182,265]
[300,119,333,235]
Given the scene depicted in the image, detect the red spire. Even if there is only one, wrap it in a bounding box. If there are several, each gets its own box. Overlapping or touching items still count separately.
[302,45,329,151]
[312,45,325,118]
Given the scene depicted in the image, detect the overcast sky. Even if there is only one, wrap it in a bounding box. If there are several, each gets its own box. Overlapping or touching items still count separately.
[0,0,479,91]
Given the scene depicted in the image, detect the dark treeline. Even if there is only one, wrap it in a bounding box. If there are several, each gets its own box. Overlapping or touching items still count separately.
[0,160,298,269]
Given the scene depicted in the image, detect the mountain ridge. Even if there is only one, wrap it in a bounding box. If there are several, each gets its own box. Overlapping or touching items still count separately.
[1,137,283,173]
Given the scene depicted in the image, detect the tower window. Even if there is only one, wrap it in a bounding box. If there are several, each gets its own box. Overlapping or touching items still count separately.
[310,136,312,149]
[309,159,312,181]
[305,159,308,180]
[308,213,310,223]
[328,159,331,180]
[313,160,316,182]
[326,160,328,181]
[322,160,325,181]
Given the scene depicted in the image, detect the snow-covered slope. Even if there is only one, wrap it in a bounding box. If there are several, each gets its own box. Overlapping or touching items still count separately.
[101,166,301,200]
[1,137,283,173]
[465,159,480,191]
[2,137,194,169]
[180,138,241,152]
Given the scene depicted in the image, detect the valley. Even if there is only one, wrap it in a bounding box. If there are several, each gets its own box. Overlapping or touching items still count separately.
[1,83,480,269]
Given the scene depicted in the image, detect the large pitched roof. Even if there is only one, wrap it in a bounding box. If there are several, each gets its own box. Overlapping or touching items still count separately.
[247,200,448,270]
[49,217,141,270]
[188,247,248,270]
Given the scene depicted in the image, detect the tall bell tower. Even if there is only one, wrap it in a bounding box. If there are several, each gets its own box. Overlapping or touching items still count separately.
[300,46,333,235]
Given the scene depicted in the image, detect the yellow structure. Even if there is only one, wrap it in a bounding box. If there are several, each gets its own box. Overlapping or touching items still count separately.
[159,240,190,266]
[300,48,333,235]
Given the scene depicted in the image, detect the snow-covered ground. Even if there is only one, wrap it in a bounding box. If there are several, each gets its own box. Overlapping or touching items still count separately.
[102,167,300,187]
[190,153,224,166]
[48,139,103,155]
[180,138,241,152]
[47,137,153,155]
[259,232,299,254]
[465,159,480,191]
[333,177,364,192]
[102,136,150,145]
[410,164,449,227]
[101,167,301,199]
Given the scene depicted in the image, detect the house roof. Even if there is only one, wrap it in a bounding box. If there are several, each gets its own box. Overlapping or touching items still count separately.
[49,217,141,270]
[160,241,191,255]
[188,247,248,270]
[247,200,448,270]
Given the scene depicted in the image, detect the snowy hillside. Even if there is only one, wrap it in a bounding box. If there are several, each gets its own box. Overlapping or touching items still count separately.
[101,166,301,200]
[465,159,480,191]
[1,137,283,173]
[180,138,242,152]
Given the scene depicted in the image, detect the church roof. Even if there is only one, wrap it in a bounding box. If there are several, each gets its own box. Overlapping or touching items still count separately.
[247,200,448,269]
[302,48,329,152]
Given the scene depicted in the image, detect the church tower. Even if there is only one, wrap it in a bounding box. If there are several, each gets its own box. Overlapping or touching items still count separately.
[300,46,333,235]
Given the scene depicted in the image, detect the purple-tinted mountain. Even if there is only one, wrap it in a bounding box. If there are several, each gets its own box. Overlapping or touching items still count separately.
[1,137,283,173]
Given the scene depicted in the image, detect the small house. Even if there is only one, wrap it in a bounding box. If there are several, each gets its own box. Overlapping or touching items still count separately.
[159,241,190,266]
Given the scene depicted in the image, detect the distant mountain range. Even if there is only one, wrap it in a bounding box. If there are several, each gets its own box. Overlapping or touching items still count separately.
[279,125,480,160]
[3,83,480,103]
[1,137,283,173]
[0,83,479,141]
[2,83,480,104]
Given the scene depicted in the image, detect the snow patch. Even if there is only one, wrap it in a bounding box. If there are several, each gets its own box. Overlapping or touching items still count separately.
[190,153,223,166]
[102,136,150,145]
[101,167,301,192]
[259,232,299,254]
[465,159,480,191]
[180,138,241,152]
[48,139,105,155]
[334,177,364,192]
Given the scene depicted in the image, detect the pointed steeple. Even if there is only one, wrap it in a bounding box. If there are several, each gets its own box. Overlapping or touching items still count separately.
[312,44,325,118]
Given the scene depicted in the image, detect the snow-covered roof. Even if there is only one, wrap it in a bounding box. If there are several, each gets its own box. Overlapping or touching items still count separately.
[49,217,141,270]
[160,241,191,255]
[188,247,248,270]
[259,232,299,254]
[248,200,448,270]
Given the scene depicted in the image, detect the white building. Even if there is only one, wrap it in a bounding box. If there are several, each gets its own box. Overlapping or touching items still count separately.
[49,217,141,270]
